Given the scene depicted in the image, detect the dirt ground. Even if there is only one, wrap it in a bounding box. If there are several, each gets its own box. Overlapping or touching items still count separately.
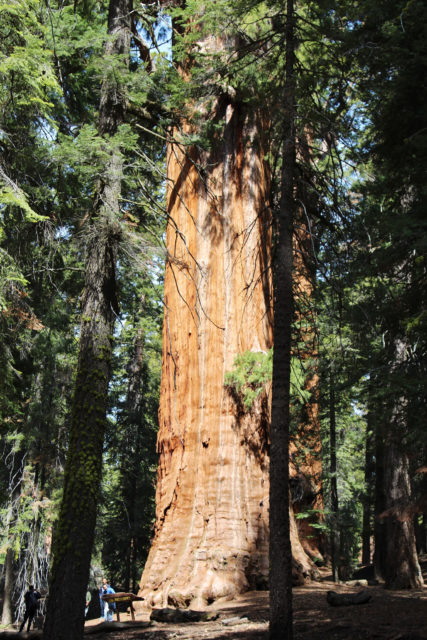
[82,559,427,640]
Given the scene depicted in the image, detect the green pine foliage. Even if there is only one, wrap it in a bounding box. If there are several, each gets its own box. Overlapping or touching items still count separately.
[225,349,311,415]
[96,273,163,591]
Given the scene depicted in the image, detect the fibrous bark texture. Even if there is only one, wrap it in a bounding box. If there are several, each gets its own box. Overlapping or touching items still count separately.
[139,99,273,609]
[383,442,423,589]
[382,338,423,589]
[139,86,320,606]
[291,217,323,564]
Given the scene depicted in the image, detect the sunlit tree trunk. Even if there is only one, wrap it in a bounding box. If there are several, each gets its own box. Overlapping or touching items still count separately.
[139,92,274,609]
[139,2,319,613]
[137,8,278,608]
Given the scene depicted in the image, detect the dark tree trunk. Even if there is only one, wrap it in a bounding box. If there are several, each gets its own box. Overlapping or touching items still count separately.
[269,1,295,638]
[329,374,339,583]
[123,314,145,594]
[1,547,14,626]
[383,443,423,588]
[42,231,120,640]
[43,1,131,638]
[382,338,423,589]
[373,409,386,581]
[416,514,427,554]
[362,387,375,565]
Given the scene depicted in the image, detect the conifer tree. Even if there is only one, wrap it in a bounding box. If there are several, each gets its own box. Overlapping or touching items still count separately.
[43,0,163,635]
[344,0,426,589]
[269,0,295,633]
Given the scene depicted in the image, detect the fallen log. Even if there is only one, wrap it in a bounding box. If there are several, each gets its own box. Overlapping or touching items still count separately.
[84,621,151,634]
[0,633,42,639]
[327,590,372,607]
[150,608,219,623]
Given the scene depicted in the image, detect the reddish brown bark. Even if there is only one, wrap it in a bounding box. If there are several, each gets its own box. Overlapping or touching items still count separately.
[291,218,323,564]
[138,107,322,610]
[139,101,274,609]
[138,13,321,610]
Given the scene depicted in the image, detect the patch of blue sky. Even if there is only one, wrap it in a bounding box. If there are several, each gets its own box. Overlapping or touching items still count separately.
[133,11,172,64]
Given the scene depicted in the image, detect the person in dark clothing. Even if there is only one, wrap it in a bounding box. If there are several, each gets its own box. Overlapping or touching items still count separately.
[19,585,41,632]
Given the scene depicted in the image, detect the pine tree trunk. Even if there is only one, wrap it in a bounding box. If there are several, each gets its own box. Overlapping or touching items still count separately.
[382,338,423,589]
[329,374,339,583]
[1,547,14,626]
[269,1,295,637]
[362,398,374,566]
[124,314,146,593]
[42,233,120,640]
[373,410,386,581]
[43,2,131,638]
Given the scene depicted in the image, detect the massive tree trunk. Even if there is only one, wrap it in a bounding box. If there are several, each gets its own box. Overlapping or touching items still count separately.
[383,443,423,589]
[139,7,319,612]
[139,96,274,609]
[43,1,130,638]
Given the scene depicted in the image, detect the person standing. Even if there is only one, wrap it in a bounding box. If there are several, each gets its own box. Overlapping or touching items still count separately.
[19,585,41,633]
[99,578,116,622]
[98,578,107,620]
[85,588,92,617]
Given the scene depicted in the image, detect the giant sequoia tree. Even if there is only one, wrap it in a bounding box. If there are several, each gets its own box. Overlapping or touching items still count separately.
[139,15,275,608]
[138,0,323,612]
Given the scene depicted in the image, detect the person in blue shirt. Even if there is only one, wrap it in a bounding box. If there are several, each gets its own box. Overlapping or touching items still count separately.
[99,578,116,622]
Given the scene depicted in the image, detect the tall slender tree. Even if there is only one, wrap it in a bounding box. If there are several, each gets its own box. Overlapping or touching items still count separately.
[345,0,427,588]
[269,0,295,636]
[43,1,134,637]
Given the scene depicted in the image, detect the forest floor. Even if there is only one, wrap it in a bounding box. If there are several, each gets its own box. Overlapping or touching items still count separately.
[1,559,426,639]
[82,558,427,640]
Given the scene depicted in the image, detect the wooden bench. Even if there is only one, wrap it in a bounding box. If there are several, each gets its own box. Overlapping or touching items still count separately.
[101,592,144,621]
